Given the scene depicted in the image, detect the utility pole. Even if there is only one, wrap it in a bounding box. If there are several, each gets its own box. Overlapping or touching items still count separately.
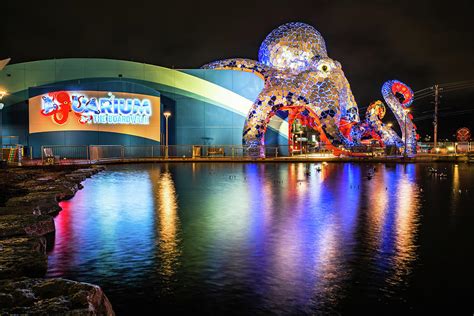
[433,84,439,149]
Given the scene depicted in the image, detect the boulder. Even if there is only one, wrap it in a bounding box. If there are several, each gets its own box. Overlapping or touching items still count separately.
[0,165,113,314]
[5,192,62,215]
[65,173,88,182]
[0,278,115,315]
[72,168,98,177]
[0,236,47,279]
[0,214,55,237]
[33,200,63,216]
[0,206,37,216]
[5,192,56,207]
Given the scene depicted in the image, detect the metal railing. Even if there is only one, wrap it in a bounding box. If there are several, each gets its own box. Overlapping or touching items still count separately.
[37,144,338,163]
[39,144,286,163]
[36,142,474,165]
[418,141,473,153]
[41,145,89,164]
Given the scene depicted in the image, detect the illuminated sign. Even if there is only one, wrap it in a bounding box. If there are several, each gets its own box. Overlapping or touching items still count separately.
[41,91,152,125]
[29,90,161,142]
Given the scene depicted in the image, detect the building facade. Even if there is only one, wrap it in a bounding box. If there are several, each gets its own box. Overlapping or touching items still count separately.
[0,58,288,158]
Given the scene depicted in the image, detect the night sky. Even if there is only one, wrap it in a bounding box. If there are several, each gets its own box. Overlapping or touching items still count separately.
[3,0,473,139]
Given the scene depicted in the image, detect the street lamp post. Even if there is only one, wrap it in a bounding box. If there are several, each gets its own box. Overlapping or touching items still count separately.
[403,108,410,157]
[0,90,6,162]
[163,111,171,159]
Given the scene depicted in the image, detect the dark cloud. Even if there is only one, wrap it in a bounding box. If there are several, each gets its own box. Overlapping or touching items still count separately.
[2,0,473,138]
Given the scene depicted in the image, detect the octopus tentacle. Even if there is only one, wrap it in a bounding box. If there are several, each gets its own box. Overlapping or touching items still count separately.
[242,90,279,156]
[381,80,417,154]
[364,100,403,147]
[201,58,270,81]
[242,88,350,157]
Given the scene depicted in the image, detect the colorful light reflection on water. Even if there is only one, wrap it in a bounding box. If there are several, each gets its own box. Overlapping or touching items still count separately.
[47,163,474,314]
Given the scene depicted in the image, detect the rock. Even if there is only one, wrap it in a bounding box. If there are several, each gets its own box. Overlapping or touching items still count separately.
[0,165,112,314]
[92,165,106,172]
[65,173,88,182]
[5,192,62,215]
[5,192,56,207]
[28,183,64,193]
[0,184,28,208]
[72,168,98,177]
[55,180,82,197]
[24,218,55,237]
[15,172,65,189]
[0,236,47,279]
[0,278,115,315]
[0,206,37,216]
[33,200,63,216]
[0,214,54,237]
[0,292,14,308]
[36,176,58,182]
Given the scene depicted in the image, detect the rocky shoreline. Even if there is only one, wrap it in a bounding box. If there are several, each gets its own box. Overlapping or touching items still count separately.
[0,165,115,315]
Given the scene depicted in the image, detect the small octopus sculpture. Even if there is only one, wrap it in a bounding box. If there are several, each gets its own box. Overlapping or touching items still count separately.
[202,22,418,157]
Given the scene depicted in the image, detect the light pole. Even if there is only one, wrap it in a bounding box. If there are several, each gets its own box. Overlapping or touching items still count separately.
[0,90,6,162]
[403,108,410,157]
[163,111,171,159]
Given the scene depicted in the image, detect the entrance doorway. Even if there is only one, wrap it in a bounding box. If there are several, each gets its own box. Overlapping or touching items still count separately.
[290,119,323,155]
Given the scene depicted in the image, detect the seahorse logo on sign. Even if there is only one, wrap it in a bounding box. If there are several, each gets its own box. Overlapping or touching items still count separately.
[40,91,152,125]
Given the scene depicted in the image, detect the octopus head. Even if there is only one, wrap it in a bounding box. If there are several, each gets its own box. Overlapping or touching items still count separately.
[258,22,328,73]
[301,57,359,123]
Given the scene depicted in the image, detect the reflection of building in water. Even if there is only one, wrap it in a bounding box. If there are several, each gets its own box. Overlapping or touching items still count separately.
[156,170,181,278]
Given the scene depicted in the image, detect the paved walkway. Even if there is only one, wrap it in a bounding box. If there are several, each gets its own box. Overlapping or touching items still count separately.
[12,154,471,166]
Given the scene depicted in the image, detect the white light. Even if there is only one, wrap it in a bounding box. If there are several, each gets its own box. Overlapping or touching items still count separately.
[0,103,4,110]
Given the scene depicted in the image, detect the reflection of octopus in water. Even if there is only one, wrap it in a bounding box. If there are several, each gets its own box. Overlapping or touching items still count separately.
[202,22,418,156]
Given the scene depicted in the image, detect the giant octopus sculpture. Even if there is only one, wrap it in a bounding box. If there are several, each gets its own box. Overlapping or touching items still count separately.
[202,22,418,157]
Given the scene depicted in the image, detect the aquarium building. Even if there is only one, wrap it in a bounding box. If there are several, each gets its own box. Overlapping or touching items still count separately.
[0,58,288,158]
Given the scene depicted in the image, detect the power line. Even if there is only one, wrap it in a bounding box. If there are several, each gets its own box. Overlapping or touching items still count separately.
[413,108,474,121]
[413,80,474,96]
[414,90,434,97]
[441,84,474,94]
[414,93,434,101]
[442,82,474,88]
[413,87,433,94]
[413,83,474,100]
[413,94,434,101]
[439,80,474,88]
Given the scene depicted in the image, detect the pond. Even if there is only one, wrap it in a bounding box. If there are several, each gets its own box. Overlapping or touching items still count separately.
[46,162,474,314]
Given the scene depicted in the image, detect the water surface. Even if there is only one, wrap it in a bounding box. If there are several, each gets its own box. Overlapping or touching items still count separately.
[46,163,474,314]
